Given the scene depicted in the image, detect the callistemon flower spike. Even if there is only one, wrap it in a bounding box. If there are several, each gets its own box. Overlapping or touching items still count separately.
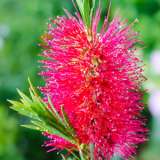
[40,0,147,158]
[10,0,147,160]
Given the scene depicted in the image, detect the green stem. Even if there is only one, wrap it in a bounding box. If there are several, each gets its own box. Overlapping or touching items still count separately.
[79,150,85,160]
[79,145,85,160]
[89,143,94,160]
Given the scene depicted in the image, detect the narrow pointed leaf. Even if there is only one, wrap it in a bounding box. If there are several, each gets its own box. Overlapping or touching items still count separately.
[83,0,91,28]
[48,96,63,123]
[21,124,40,131]
[75,0,84,17]
[90,0,96,23]
[61,106,75,135]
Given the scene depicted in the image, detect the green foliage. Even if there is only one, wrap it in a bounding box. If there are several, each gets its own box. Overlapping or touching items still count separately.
[9,80,77,146]
[75,0,83,16]
[82,0,91,28]
[76,0,96,28]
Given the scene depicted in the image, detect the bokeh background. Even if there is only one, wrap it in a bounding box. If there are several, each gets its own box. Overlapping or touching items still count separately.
[0,0,160,159]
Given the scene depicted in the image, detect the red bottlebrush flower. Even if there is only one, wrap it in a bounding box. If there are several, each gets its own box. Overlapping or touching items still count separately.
[40,9,146,159]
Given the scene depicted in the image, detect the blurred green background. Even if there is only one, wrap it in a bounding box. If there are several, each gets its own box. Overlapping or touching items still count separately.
[0,0,160,159]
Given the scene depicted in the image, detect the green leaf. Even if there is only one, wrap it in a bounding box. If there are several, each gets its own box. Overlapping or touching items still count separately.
[90,0,96,24]
[28,77,39,96]
[75,0,96,29]
[8,100,38,119]
[61,106,75,135]
[9,80,77,146]
[83,0,91,28]
[75,0,84,17]
[66,149,81,160]
[47,96,63,123]
[61,154,66,160]
[21,124,40,130]
[17,89,32,105]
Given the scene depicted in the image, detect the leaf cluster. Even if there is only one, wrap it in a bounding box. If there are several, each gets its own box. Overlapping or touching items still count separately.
[75,0,96,28]
[9,79,77,146]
